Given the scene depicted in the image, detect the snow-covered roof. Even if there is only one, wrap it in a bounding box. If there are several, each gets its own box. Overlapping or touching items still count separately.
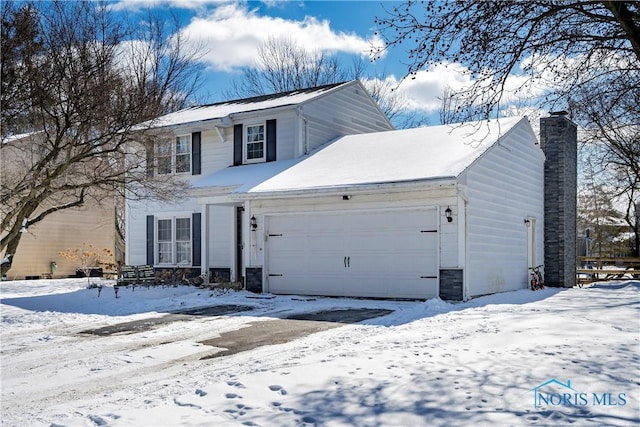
[193,158,304,194]
[194,116,529,196]
[1,131,40,144]
[247,116,527,194]
[146,82,350,129]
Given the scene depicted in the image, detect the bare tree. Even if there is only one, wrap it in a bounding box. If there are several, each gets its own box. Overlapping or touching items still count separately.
[224,36,343,98]
[0,1,203,275]
[438,86,460,125]
[224,36,425,128]
[580,123,639,255]
[578,164,632,256]
[374,1,639,117]
[374,0,639,250]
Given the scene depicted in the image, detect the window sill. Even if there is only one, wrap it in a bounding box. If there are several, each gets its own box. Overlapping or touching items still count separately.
[156,172,191,177]
[243,159,266,165]
[156,264,193,268]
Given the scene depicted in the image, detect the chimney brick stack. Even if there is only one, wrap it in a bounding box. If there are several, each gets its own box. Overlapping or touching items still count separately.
[540,112,577,288]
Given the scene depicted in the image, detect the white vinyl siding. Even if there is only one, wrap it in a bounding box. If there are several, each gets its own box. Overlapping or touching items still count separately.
[461,122,544,297]
[301,84,394,152]
[207,205,233,268]
[200,129,233,175]
[271,114,295,159]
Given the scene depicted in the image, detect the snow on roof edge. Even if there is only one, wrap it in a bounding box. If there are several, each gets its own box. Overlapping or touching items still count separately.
[138,81,355,131]
[238,176,458,199]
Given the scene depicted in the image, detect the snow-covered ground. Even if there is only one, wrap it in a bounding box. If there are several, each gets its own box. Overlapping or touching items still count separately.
[1,279,638,426]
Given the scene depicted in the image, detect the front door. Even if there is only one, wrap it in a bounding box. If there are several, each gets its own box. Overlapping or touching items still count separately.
[235,207,244,283]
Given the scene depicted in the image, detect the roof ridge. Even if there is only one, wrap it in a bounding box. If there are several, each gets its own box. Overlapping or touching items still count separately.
[195,81,350,109]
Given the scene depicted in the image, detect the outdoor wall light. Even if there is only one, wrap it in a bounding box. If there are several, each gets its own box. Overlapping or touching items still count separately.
[342,195,351,200]
[445,207,453,223]
[250,215,258,230]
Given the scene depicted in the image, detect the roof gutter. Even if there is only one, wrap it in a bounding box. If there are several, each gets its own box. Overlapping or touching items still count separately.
[227,103,299,121]
[230,177,458,201]
[142,115,234,133]
[180,115,233,131]
[188,184,240,198]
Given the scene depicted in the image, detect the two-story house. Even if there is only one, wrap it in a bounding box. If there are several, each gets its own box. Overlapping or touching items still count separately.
[127,80,556,301]
[125,81,393,284]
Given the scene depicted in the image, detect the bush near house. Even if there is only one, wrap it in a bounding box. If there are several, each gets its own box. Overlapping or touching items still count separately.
[59,244,116,286]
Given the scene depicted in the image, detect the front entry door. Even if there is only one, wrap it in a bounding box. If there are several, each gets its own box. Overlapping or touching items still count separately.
[236,207,243,283]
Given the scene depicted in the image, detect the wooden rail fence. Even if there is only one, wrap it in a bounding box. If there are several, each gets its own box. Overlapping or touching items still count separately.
[576,256,640,285]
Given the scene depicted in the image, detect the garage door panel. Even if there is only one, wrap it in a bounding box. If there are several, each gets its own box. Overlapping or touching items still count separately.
[266,209,439,299]
[268,276,345,296]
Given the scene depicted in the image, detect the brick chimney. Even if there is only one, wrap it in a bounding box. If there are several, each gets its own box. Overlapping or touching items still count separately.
[540,112,577,288]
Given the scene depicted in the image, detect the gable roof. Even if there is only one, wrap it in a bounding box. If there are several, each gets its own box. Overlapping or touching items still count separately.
[193,116,534,197]
[245,116,530,194]
[145,81,355,130]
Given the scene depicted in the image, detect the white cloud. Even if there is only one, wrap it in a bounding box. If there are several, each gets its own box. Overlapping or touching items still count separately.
[380,61,553,118]
[109,0,227,12]
[376,62,474,114]
[180,3,384,71]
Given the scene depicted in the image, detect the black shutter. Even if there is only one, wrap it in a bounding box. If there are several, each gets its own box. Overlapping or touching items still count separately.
[266,119,277,162]
[233,124,243,166]
[146,215,154,265]
[146,143,154,178]
[192,212,201,267]
[191,132,201,175]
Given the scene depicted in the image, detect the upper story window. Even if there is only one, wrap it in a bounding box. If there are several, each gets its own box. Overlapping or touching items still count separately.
[233,120,275,166]
[245,124,265,163]
[156,135,192,175]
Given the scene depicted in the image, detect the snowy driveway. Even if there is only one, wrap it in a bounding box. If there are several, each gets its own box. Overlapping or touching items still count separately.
[1,279,639,426]
[79,304,393,359]
[80,304,255,336]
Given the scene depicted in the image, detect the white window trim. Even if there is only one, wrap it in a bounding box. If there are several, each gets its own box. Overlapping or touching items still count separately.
[156,134,192,175]
[243,123,266,164]
[155,214,192,266]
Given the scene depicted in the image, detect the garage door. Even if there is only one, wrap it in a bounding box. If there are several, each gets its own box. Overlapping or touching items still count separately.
[265,209,438,299]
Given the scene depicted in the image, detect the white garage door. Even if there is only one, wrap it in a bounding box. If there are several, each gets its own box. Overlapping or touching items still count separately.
[265,209,438,299]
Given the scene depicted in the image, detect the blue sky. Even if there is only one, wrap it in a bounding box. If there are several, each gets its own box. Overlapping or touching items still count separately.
[110,0,542,124]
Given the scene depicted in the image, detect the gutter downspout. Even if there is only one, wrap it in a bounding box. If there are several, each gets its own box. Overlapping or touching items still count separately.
[296,106,309,156]
[303,117,309,155]
[457,184,469,301]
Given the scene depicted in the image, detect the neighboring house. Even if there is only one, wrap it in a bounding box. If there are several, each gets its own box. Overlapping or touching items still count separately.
[1,133,119,280]
[126,80,549,300]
